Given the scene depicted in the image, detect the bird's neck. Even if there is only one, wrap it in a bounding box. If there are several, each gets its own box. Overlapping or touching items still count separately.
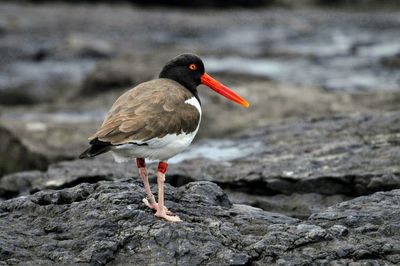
[159,72,201,104]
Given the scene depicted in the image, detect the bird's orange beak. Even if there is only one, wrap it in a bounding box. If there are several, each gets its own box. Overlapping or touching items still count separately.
[201,73,250,108]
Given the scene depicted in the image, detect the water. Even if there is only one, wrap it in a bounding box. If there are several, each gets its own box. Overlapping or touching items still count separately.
[169,139,264,163]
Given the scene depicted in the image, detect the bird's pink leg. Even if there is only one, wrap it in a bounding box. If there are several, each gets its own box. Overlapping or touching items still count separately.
[154,161,182,222]
[136,158,172,215]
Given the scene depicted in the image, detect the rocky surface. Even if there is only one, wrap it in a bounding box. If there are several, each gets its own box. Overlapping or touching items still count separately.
[1,3,400,177]
[1,3,400,264]
[0,178,399,265]
[172,111,400,197]
[0,4,399,105]
[3,81,400,177]
[2,111,399,220]
[0,125,48,177]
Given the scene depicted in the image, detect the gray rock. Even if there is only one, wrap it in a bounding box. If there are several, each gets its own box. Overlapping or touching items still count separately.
[226,190,351,219]
[4,82,399,177]
[79,56,152,96]
[0,111,101,177]
[63,34,115,59]
[0,125,48,177]
[0,157,134,199]
[2,111,400,219]
[172,111,400,198]
[382,54,400,69]
[0,178,399,265]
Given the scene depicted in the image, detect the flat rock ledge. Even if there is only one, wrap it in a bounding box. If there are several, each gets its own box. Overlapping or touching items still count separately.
[0,179,399,265]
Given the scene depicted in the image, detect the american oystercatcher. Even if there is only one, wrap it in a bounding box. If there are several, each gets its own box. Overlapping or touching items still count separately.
[79,54,249,222]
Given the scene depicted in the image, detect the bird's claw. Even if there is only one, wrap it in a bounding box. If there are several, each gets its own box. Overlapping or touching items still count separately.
[142,198,174,215]
[155,210,182,222]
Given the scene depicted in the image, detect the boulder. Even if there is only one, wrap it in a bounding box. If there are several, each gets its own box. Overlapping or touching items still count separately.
[0,178,399,265]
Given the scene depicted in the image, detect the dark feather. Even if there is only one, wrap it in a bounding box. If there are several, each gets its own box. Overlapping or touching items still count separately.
[78,138,111,159]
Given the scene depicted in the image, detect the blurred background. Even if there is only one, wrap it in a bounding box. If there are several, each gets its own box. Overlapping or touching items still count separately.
[0,0,399,177]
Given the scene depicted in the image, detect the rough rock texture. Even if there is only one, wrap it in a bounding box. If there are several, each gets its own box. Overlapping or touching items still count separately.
[2,111,400,219]
[1,3,400,177]
[0,158,133,200]
[3,82,400,177]
[4,82,400,182]
[172,111,400,198]
[226,190,351,219]
[0,178,399,265]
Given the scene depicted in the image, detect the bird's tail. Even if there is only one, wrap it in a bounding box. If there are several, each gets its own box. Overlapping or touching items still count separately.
[78,145,111,159]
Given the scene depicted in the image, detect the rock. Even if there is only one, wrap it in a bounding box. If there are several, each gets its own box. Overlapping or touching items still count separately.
[78,54,174,96]
[197,80,400,138]
[171,111,400,198]
[382,54,400,69]
[0,126,48,177]
[79,57,147,96]
[0,110,102,176]
[2,111,400,219]
[0,157,134,200]
[63,34,115,59]
[0,59,94,105]
[226,190,351,219]
[316,0,399,6]
[4,79,399,177]
[0,177,399,265]
[133,0,270,7]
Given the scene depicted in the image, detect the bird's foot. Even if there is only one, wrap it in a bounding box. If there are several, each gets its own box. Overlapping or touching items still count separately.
[155,209,182,222]
[142,198,173,215]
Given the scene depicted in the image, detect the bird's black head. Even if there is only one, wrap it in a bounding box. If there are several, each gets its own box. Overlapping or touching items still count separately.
[160,53,250,108]
[159,53,205,96]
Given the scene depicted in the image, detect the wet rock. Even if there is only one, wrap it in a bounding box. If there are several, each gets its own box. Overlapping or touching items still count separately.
[79,57,140,96]
[198,80,400,138]
[78,55,166,96]
[0,60,94,105]
[63,34,115,59]
[4,79,397,177]
[0,177,399,265]
[1,4,399,106]
[2,111,400,219]
[0,125,48,177]
[0,157,134,199]
[226,190,351,219]
[382,54,400,69]
[132,0,270,7]
[317,0,400,6]
[172,111,400,197]
[0,110,102,176]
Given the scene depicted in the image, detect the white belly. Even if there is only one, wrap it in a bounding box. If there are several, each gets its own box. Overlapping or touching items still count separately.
[111,97,201,162]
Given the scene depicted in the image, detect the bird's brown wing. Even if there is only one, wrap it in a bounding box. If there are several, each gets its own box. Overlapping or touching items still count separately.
[89,79,200,145]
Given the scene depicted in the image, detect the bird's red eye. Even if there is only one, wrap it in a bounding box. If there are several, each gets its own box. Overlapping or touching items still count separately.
[189,64,197,70]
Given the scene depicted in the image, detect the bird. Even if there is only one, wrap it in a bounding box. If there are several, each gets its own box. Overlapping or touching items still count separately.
[79,53,249,222]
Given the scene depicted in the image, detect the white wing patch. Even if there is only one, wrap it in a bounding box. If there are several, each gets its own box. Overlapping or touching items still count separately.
[111,97,202,162]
